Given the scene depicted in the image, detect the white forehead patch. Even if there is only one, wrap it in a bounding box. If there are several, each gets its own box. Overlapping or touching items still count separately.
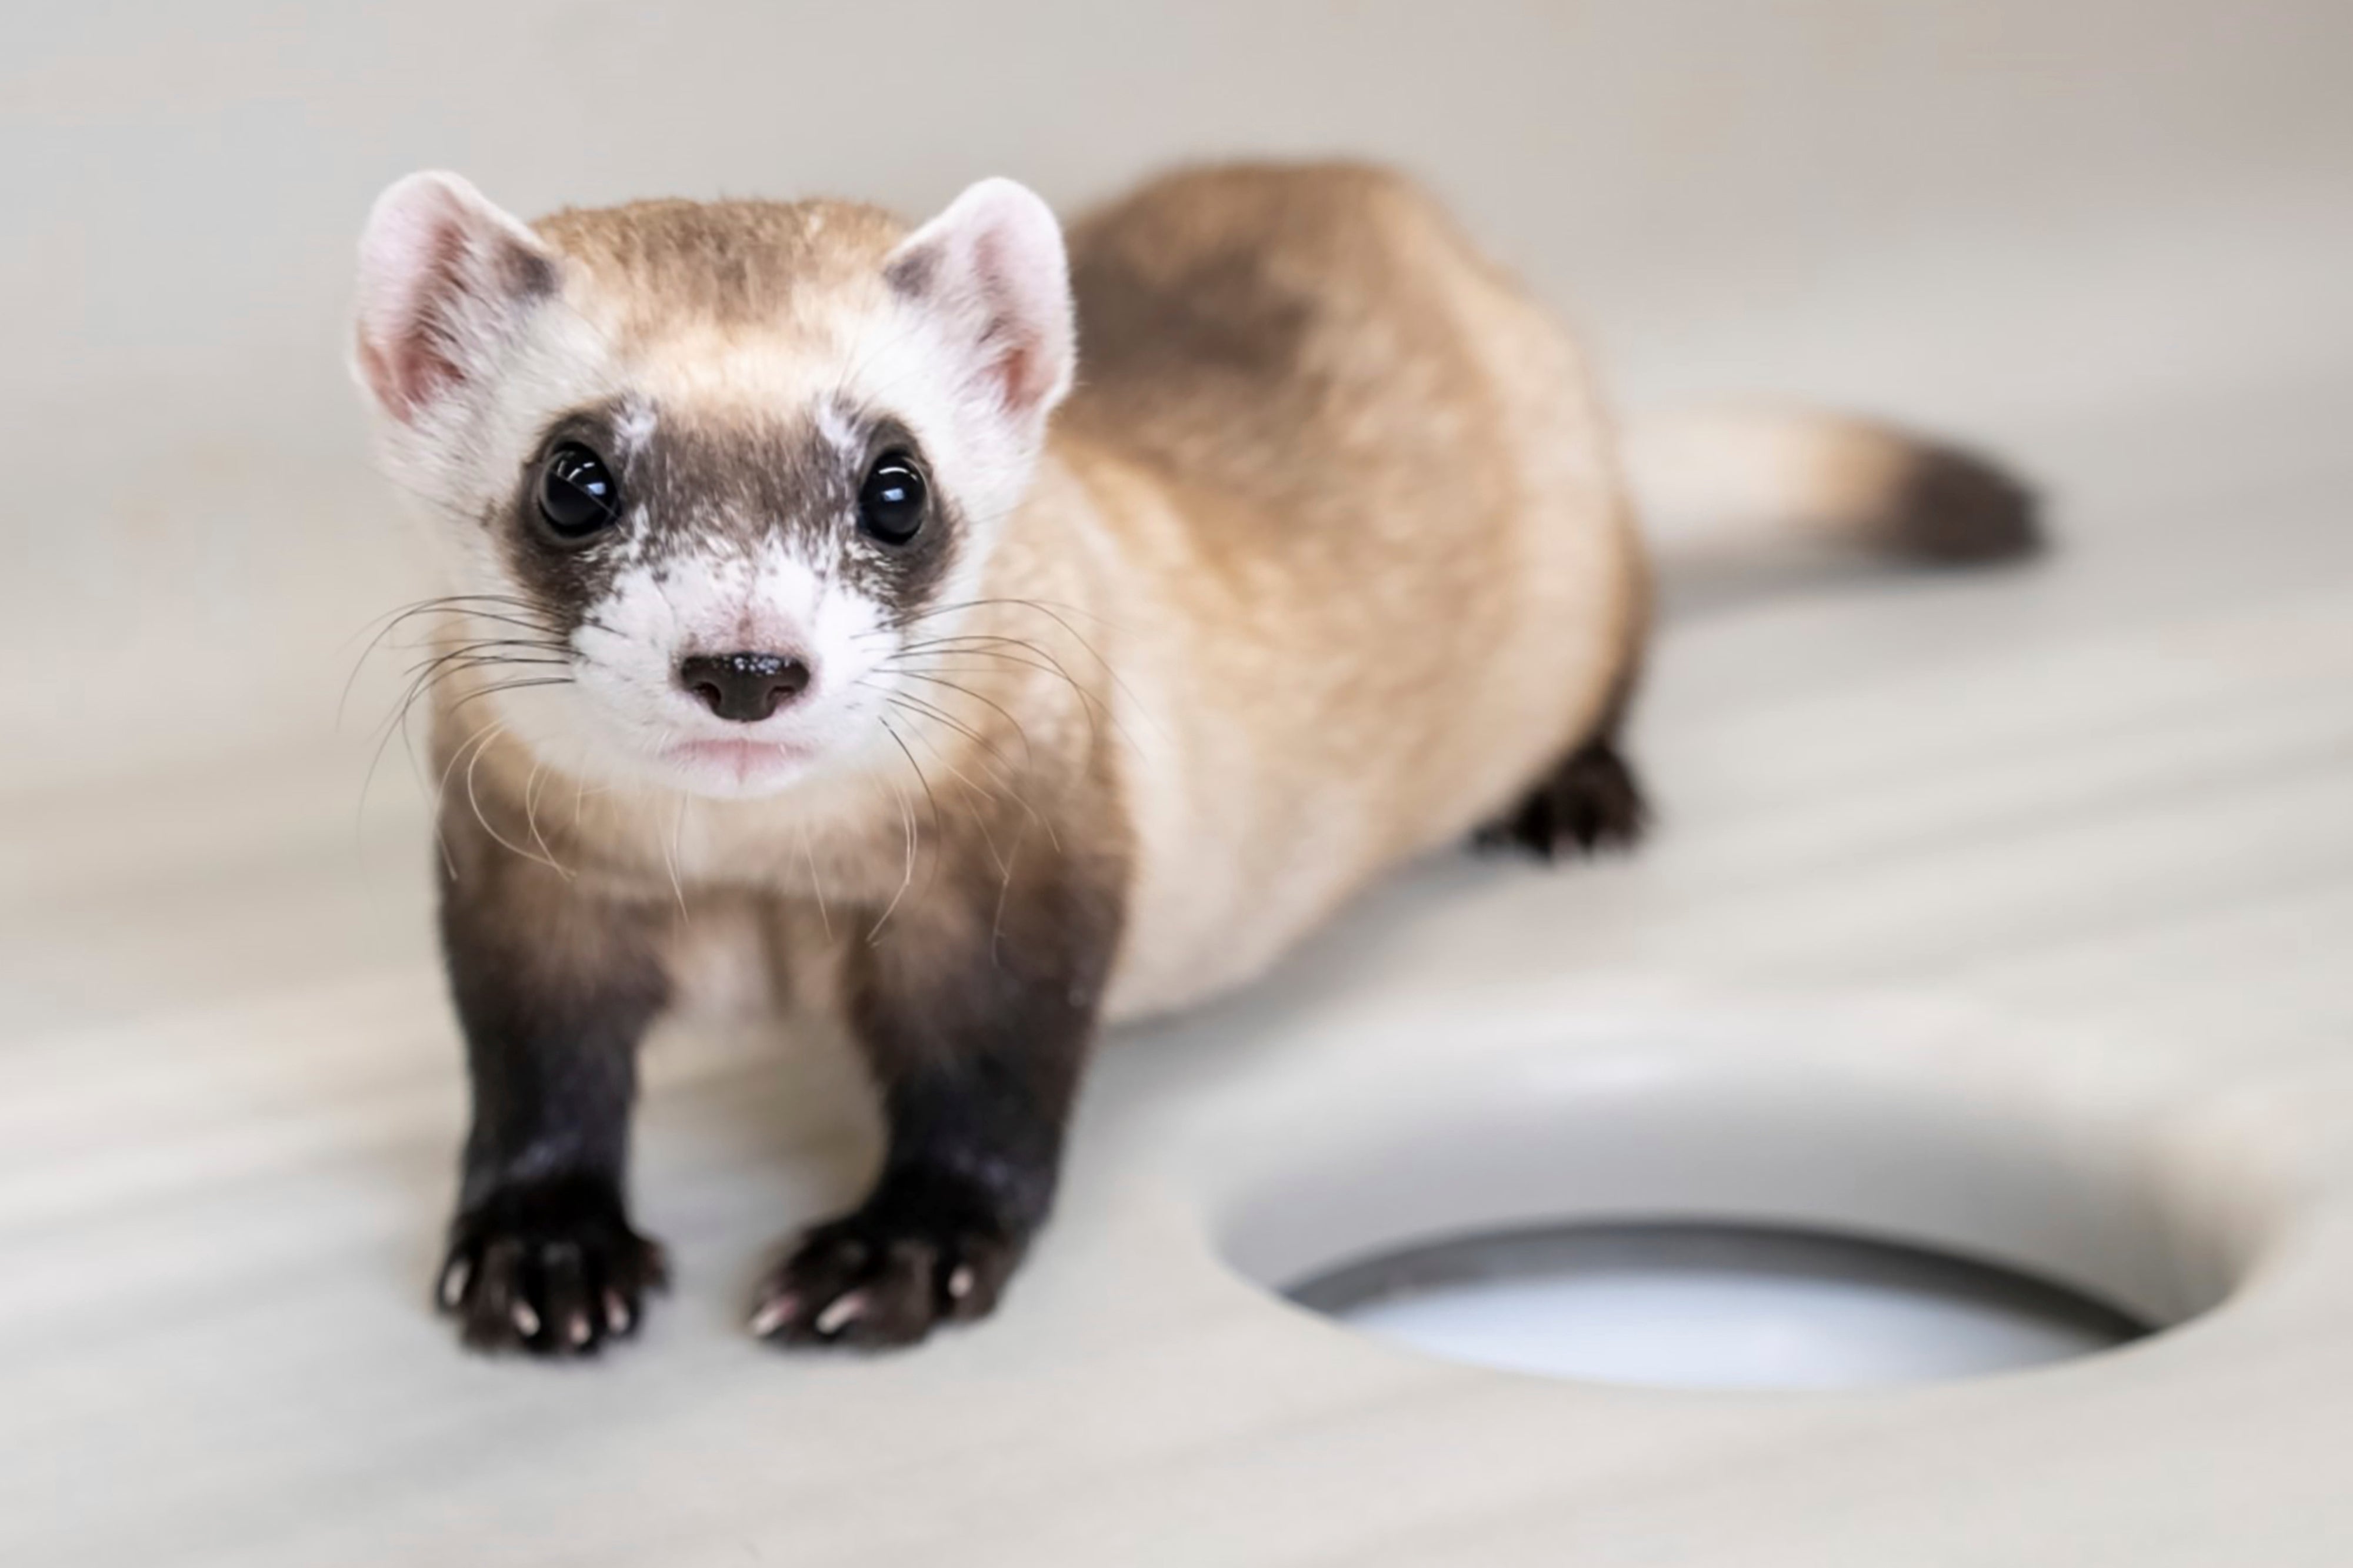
[613,398,659,460]
[812,398,862,461]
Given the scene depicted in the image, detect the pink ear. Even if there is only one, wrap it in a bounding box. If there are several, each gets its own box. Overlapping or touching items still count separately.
[353,172,556,422]
[883,179,1075,424]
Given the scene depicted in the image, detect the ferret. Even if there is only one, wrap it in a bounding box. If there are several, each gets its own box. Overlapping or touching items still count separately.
[350,161,2036,1356]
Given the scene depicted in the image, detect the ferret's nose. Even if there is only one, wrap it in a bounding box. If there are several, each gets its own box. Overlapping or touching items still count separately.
[678,651,812,723]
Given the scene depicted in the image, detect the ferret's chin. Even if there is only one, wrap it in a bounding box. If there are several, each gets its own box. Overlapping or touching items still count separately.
[659,738,820,799]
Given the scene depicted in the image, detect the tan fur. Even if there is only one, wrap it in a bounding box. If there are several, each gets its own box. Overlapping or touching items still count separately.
[1624,403,2040,571]
[1056,165,1644,1014]
[534,199,905,415]
[431,163,1646,1023]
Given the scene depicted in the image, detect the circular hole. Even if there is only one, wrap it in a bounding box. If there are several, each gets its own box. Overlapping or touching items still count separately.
[1208,1045,2251,1389]
[1288,1222,2151,1389]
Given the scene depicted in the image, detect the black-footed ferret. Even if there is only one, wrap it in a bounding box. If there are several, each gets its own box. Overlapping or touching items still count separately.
[350,162,2036,1356]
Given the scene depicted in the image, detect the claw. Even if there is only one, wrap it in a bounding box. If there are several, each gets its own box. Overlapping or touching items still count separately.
[512,1299,541,1339]
[439,1257,472,1309]
[749,1293,796,1339]
[814,1290,869,1337]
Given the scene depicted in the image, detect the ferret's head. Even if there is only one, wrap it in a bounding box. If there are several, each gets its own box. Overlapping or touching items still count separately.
[351,174,1074,799]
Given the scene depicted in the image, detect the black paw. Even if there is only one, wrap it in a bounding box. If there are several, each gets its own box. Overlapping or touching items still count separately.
[1475,739,1649,860]
[437,1176,668,1357]
[748,1170,1029,1350]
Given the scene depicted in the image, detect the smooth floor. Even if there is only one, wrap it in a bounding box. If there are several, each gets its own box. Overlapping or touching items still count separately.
[6,357,2352,1564]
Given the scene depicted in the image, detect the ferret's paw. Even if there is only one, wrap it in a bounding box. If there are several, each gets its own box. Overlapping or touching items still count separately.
[436,1177,667,1357]
[748,1183,1025,1351]
[1476,738,1649,860]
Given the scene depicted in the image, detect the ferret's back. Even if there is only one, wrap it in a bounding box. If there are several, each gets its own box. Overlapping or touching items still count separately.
[1060,164,1644,1017]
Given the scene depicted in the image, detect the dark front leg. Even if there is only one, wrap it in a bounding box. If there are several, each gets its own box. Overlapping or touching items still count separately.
[751,834,1122,1349]
[433,815,671,1357]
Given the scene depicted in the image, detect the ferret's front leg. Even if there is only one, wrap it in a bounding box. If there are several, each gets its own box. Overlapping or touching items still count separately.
[751,835,1122,1349]
[432,813,672,1356]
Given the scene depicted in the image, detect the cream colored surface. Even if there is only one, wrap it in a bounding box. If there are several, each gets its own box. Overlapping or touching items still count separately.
[8,365,2352,1564]
[6,3,2353,1564]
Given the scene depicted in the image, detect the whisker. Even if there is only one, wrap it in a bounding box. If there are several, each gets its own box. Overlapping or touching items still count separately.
[396,648,572,689]
[346,593,561,652]
[798,822,833,941]
[877,668,1040,767]
[461,721,570,877]
[886,633,1096,706]
[341,596,567,728]
[358,620,576,832]
[663,793,690,920]
[944,597,1166,746]
[882,694,1061,855]
[990,811,1034,968]
[888,706,1012,879]
[364,643,568,760]
[444,676,576,712]
[875,713,947,907]
[868,595,1117,636]
[521,758,572,880]
[865,725,921,944]
[429,718,506,881]
[874,682,1029,778]
[882,639,1134,759]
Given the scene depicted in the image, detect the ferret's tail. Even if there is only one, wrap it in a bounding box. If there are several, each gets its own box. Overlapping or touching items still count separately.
[1621,404,2043,579]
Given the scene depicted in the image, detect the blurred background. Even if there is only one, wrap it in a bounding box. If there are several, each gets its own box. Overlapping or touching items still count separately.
[6,0,2349,794]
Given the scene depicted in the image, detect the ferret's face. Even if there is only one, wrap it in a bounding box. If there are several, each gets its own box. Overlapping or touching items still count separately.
[442,379,967,802]
[352,176,1074,799]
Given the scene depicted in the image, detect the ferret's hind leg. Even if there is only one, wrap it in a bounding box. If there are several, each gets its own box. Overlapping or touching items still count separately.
[1474,731,1649,860]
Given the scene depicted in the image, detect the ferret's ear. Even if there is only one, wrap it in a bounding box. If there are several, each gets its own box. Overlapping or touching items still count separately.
[353,171,558,423]
[884,179,1075,428]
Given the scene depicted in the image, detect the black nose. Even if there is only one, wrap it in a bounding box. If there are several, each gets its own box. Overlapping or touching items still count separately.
[678,651,812,723]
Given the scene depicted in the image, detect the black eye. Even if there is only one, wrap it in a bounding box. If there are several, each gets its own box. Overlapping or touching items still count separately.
[536,442,622,540]
[857,452,928,545]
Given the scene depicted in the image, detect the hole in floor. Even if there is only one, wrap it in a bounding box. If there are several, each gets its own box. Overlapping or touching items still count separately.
[1206,1039,2252,1389]
[1287,1222,2151,1388]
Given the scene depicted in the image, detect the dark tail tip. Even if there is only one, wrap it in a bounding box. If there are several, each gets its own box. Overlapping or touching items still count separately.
[1892,444,2046,566]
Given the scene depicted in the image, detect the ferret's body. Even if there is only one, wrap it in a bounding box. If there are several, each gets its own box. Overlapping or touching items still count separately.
[353,162,2031,1356]
[1065,167,1643,1016]
[452,166,1639,1022]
